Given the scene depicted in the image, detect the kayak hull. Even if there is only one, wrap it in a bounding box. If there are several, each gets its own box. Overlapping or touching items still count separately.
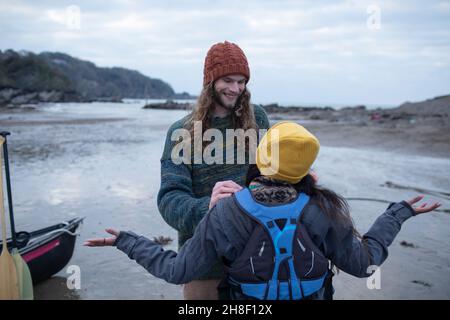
[0,217,83,284]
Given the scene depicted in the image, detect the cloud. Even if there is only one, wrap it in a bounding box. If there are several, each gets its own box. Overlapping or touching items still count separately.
[1,0,449,105]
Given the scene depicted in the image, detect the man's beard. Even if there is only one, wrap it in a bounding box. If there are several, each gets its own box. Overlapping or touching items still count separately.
[213,89,244,110]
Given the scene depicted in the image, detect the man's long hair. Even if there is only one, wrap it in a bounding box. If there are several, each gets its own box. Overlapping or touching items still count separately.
[185,82,258,145]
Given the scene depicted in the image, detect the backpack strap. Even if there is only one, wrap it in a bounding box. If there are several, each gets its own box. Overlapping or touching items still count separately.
[234,188,310,299]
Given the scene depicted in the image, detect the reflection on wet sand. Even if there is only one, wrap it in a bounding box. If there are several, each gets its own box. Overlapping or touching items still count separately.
[34,276,81,300]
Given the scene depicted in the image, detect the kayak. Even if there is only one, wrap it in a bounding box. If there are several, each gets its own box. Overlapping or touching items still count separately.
[0,217,84,284]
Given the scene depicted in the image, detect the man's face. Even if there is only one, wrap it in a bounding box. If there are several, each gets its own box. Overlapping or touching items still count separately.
[213,74,247,109]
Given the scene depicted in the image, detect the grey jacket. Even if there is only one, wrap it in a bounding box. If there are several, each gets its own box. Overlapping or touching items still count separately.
[115,193,416,296]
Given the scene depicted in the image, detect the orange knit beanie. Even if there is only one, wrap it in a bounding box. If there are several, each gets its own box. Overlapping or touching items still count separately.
[203,41,250,86]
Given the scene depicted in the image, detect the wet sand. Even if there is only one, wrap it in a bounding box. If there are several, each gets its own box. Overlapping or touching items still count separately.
[300,120,450,159]
[0,102,449,300]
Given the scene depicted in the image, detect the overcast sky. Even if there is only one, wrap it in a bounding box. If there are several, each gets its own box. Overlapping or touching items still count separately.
[1,0,450,106]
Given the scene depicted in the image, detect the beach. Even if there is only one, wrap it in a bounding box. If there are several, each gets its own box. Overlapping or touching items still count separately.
[0,101,449,299]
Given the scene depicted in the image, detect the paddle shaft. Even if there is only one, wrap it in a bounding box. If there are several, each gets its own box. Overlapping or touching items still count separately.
[0,136,9,248]
[0,150,7,248]
[0,132,17,248]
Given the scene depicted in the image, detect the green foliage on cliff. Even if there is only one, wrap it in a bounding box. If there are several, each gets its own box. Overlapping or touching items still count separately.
[0,49,178,99]
[0,50,74,92]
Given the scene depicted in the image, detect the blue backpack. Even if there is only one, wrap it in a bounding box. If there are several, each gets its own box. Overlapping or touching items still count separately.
[224,188,332,300]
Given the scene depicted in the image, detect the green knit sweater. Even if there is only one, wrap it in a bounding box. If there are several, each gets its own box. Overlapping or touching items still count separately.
[157,104,270,280]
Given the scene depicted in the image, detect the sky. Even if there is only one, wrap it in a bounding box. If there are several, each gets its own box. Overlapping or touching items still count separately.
[1,0,450,106]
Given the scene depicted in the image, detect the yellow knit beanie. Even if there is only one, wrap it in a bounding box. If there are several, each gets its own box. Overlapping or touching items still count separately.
[256,121,320,184]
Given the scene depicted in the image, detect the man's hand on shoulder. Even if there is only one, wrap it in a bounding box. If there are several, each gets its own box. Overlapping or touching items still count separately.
[209,180,243,209]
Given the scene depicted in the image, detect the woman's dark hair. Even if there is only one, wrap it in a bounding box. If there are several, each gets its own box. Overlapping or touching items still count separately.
[245,163,263,186]
[245,164,361,239]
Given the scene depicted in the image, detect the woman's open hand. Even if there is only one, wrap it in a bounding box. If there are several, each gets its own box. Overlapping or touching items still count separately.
[84,228,120,247]
[406,195,441,215]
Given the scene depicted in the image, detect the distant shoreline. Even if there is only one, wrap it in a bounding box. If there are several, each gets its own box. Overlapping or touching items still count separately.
[0,88,197,108]
[140,97,450,158]
[142,97,449,124]
[1,99,449,159]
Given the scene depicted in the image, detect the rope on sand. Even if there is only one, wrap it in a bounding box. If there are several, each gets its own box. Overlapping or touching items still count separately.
[381,181,450,200]
[346,197,450,214]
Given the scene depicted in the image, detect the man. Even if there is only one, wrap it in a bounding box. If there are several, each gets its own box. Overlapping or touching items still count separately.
[157,41,270,299]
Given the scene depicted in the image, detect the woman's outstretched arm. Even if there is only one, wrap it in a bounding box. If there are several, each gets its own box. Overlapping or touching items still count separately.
[322,195,440,278]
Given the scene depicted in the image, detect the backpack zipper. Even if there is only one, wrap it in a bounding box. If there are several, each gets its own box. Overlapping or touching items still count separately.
[258,241,265,257]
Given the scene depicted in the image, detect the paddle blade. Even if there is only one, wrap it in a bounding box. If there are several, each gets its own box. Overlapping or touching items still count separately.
[0,248,20,300]
[12,248,34,300]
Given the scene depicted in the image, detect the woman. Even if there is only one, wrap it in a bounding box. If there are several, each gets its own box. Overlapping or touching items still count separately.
[85,121,441,300]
